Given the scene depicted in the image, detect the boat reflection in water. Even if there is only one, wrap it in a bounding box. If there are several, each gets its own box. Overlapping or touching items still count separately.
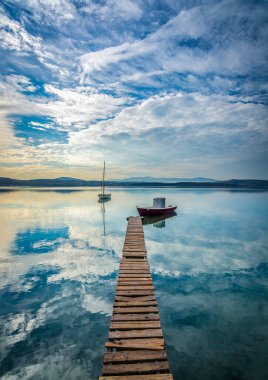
[98,197,111,236]
[141,211,177,228]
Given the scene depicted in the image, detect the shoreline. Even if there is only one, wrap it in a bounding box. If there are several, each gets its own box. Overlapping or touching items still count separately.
[1,186,268,191]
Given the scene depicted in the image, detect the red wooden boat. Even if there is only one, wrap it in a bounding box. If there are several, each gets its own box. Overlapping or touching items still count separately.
[137,205,177,216]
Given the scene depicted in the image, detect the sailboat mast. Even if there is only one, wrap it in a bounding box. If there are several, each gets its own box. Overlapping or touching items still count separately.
[102,161,105,194]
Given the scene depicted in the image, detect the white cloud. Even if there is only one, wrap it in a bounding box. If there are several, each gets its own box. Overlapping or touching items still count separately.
[40,84,127,128]
[0,71,267,178]
[81,0,142,21]
[78,0,268,81]
[64,91,268,177]
[5,75,38,92]
[0,5,75,78]
[80,43,132,80]
[15,0,76,24]
[0,12,39,51]
[0,1,267,179]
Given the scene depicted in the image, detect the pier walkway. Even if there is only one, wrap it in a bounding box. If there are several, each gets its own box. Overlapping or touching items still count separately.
[99,216,173,380]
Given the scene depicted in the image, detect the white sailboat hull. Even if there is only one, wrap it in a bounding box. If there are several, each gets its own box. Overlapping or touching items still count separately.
[98,193,111,200]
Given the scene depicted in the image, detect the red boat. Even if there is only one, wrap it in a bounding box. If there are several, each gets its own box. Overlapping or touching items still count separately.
[137,205,177,216]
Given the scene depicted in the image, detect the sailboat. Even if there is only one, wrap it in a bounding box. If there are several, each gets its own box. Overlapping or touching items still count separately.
[98,161,111,201]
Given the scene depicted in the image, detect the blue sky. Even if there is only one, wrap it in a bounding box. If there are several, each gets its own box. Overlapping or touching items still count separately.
[0,0,267,179]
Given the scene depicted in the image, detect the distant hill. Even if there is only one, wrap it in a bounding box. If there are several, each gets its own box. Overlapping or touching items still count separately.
[55,177,86,182]
[111,176,218,183]
[0,177,268,189]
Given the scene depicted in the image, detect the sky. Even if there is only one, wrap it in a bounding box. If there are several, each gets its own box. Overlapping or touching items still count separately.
[0,0,267,180]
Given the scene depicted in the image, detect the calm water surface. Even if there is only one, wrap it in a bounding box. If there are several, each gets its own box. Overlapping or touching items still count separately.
[0,188,268,380]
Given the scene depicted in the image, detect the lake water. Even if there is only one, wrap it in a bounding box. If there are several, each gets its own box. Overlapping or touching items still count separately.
[0,188,268,380]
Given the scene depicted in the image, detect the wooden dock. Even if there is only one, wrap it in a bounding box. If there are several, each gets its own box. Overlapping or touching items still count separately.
[99,216,173,380]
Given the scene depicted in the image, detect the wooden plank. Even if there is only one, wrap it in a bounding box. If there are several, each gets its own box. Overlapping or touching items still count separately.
[118,277,152,281]
[121,257,148,264]
[118,274,151,278]
[118,274,153,285]
[125,235,144,237]
[114,301,157,307]
[111,314,160,321]
[123,246,147,253]
[119,270,150,273]
[116,286,154,291]
[102,360,169,375]
[125,231,143,233]
[105,338,165,350]
[115,295,156,302]
[119,263,151,273]
[119,269,150,273]
[120,263,149,266]
[124,243,145,246]
[123,255,147,259]
[119,266,149,270]
[124,240,144,243]
[125,236,144,238]
[110,321,161,330]
[117,281,152,285]
[120,264,149,267]
[125,238,144,241]
[124,240,145,242]
[122,255,147,258]
[122,252,147,255]
[119,272,151,275]
[99,375,173,380]
[123,249,147,252]
[113,307,158,314]
[120,260,148,262]
[109,328,163,339]
[103,350,166,363]
[123,248,146,250]
[120,265,148,268]
[120,264,148,267]
[119,268,147,271]
[117,284,153,288]
[117,282,153,286]
[123,253,147,256]
[120,263,149,267]
[119,269,150,272]
[120,266,148,268]
[120,261,148,264]
[116,291,155,296]
[117,281,153,286]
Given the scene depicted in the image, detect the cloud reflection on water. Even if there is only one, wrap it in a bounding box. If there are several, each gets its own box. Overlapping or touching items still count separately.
[0,188,267,380]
